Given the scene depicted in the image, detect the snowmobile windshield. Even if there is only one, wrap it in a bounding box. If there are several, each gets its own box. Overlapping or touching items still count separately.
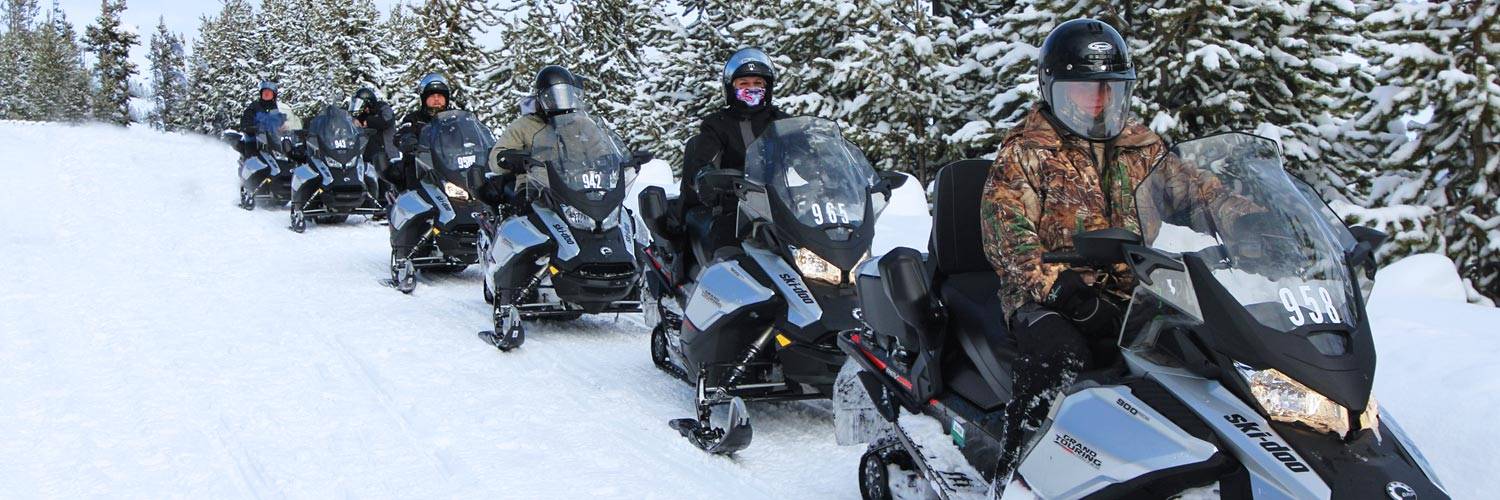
[1135,133,1358,334]
[255,111,291,156]
[745,117,876,240]
[311,106,364,165]
[530,112,628,221]
[421,110,495,180]
[1050,80,1133,141]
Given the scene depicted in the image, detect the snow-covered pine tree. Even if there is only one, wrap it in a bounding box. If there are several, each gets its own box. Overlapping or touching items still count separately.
[83,0,138,125]
[146,17,188,130]
[321,0,383,102]
[185,0,260,134]
[572,0,667,148]
[483,0,575,129]
[636,0,739,167]
[1351,0,1499,303]
[410,0,499,124]
[939,1,1058,159]
[380,3,424,113]
[26,1,90,122]
[809,0,963,182]
[0,0,40,120]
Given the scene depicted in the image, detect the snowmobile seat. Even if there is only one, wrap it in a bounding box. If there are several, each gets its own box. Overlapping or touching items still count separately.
[930,159,1017,409]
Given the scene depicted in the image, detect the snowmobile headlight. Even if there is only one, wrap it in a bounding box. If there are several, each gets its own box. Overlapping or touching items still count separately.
[794,247,842,285]
[1236,363,1379,438]
[597,206,623,231]
[443,181,471,201]
[559,203,596,230]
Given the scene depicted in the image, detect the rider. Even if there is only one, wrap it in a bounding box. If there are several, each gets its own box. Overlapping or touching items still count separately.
[483,65,585,210]
[389,74,454,191]
[237,81,288,159]
[675,48,791,267]
[980,18,1259,476]
[350,87,398,212]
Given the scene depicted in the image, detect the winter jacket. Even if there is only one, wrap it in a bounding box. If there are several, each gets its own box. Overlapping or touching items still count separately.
[679,104,791,217]
[488,113,548,176]
[980,105,1259,314]
[355,100,397,162]
[239,99,280,136]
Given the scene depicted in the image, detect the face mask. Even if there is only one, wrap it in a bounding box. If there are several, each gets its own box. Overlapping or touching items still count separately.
[735,88,766,107]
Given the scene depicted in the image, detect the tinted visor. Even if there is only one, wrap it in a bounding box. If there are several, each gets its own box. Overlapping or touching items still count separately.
[348,97,366,114]
[1051,80,1133,141]
[539,83,585,113]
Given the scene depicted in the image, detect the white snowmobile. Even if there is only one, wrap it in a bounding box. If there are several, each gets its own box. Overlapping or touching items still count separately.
[476,111,645,351]
[635,117,908,455]
[287,105,384,232]
[838,133,1448,499]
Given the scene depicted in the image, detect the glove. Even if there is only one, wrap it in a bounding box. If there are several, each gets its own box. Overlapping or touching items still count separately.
[1043,270,1121,340]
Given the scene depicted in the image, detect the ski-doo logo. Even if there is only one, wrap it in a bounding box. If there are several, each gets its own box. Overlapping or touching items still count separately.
[1087,41,1113,52]
[552,223,576,246]
[1053,433,1102,469]
[600,246,613,257]
[1386,481,1417,500]
[1224,414,1310,473]
[778,273,815,304]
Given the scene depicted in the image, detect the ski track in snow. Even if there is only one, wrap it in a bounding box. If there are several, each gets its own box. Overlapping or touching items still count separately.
[2,122,1497,498]
[0,123,860,498]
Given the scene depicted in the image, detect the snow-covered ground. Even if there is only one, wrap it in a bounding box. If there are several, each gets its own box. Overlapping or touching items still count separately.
[0,122,1494,498]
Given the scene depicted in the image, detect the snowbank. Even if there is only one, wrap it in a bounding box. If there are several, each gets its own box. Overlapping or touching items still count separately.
[1370,253,1470,304]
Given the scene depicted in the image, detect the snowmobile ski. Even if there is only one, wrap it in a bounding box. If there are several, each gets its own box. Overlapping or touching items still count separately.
[669,395,752,456]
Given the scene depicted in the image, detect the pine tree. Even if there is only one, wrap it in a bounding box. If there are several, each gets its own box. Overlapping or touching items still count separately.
[146,17,188,130]
[410,0,499,123]
[940,1,1058,158]
[83,0,138,125]
[630,0,736,167]
[0,0,40,120]
[185,0,259,134]
[1351,0,1499,302]
[380,3,424,113]
[31,3,90,122]
[485,0,575,129]
[572,0,667,148]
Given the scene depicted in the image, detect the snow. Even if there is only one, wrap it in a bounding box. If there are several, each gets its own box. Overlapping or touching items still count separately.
[1,123,1496,498]
[0,122,859,498]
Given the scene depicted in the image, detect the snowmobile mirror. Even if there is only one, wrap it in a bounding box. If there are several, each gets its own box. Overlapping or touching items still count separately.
[632,150,654,165]
[878,247,937,332]
[869,170,908,197]
[1348,225,1387,253]
[695,168,747,196]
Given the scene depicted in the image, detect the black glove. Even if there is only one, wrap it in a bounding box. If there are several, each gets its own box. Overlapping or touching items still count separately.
[477,175,506,208]
[1043,270,1122,340]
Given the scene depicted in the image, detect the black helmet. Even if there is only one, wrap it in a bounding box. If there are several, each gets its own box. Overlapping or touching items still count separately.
[349,87,378,114]
[256,80,279,100]
[416,73,451,103]
[533,65,585,115]
[1037,19,1136,141]
[722,48,776,111]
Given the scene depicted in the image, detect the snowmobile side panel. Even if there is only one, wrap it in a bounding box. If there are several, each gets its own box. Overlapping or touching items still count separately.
[1017,385,1218,499]
[390,190,435,231]
[240,156,271,181]
[291,163,320,193]
[682,261,773,331]
[1133,353,1332,500]
[490,216,551,272]
[420,181,456,225]
[743,244,822,328]
[533,206,581,262]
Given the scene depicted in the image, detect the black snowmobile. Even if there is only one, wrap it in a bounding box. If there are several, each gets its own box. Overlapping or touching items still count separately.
[838,133,1448,499]
[635,116,908,455]
[287,105,384,232]
[476,112,645,351]
[235,111,297,210]
[384,110,495,293]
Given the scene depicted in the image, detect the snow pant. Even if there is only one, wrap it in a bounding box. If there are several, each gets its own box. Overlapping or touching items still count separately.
[996,304,1092,479]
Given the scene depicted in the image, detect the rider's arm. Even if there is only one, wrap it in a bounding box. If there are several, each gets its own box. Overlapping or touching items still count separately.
[981,143,1056,314]
[679,126,724,213]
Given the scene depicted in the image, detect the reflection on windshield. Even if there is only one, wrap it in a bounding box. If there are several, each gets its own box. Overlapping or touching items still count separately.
[425,111,494,173]
[745,117,875,236]
[531,113,626,199]
[1134,133,1357,333]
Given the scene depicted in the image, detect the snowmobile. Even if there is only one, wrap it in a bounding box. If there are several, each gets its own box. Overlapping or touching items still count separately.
[476,112,644,351]
[384,110,495,293]
[235,111,298,210]
[287,105,384,232]
[635,117,909,455]
[838,133,1448,499]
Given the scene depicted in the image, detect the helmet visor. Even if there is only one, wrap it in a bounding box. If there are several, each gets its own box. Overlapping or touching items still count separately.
[348,96,366,114]
[1051,80,1133,140]
[722,48,775,85]
[539,83,585,113]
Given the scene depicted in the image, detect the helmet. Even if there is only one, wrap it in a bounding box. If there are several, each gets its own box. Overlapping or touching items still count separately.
[349,87,378,114]
[533,65,585,115]
[256,80,279,100]
[416,73,451,103]
[722,48,776,111]
[1037,19,1136,141]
